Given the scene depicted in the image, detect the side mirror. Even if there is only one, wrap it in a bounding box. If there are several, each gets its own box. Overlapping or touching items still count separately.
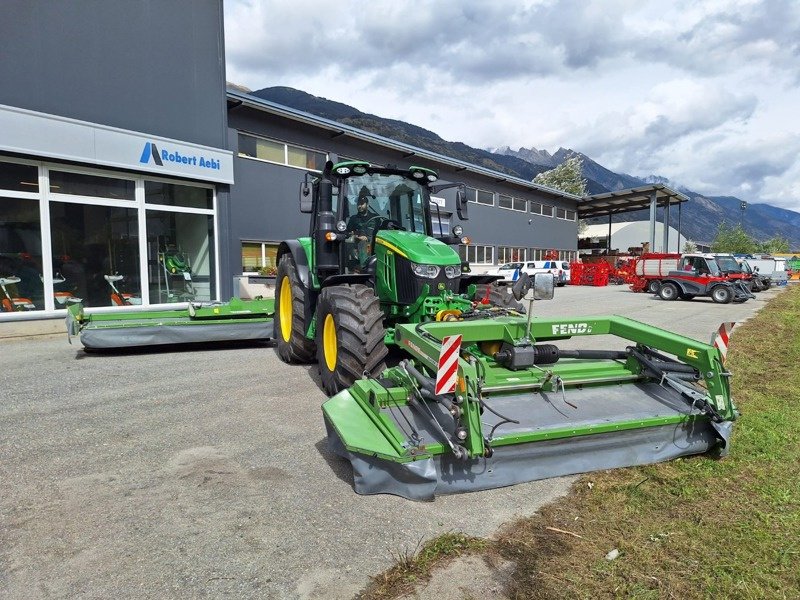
[299,181,312,213]
[512,272,555,301]
[456,188,468,220]
[533,272,555,300]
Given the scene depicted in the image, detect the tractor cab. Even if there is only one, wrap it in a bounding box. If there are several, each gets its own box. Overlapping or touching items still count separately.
[677,254,722,277]
[300,160,468,285]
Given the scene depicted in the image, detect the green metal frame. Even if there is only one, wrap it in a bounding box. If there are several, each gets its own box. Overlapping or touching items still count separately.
[323,315,734,464]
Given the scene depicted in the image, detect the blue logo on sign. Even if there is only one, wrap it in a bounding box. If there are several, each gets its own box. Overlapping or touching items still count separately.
[139,142,163,166]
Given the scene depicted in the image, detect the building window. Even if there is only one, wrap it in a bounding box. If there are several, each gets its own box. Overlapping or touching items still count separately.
[459,244,494,264]
[242,241,279,275]
[541,204,554,217]
[0,196,43,311]
[498,194,527,212]
[556,207,567,219]
[145,181,212,209]
[530,202,542,215]
[498,246,527,263]
[566,209,576,221]
[238,132,326,171]
[466,187,494,206]
[50,202,141,308]
[147,211,215,303]
[49,170,135,200]
[0,161,39,193]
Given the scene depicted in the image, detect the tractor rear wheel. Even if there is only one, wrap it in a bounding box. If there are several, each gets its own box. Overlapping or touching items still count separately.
[315,284,388,396]
[711,286,733,304]
[659,282,679,301]
[275,254,316,363]
[475,283,525,313]
[647,280,661,294]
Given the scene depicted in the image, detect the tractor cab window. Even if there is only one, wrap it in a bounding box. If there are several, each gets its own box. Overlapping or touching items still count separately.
[341,174,429,273]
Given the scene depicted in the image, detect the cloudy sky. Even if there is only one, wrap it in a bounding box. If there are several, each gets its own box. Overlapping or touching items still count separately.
[224,0,800,211]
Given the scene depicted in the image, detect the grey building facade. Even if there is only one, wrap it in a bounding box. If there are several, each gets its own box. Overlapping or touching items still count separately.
[0,0,577,321]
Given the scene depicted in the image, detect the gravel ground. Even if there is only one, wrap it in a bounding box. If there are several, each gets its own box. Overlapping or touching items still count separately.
[0,285,783,599]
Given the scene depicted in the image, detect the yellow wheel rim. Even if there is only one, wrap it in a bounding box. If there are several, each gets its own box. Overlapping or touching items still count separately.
[279,276,292,343]
[323,313,337,372]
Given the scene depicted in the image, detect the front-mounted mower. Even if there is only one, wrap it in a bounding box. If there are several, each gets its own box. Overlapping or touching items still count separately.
[277,160,737,499]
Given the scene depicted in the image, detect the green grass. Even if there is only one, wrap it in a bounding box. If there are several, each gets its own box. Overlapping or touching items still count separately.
[361,285,800,599]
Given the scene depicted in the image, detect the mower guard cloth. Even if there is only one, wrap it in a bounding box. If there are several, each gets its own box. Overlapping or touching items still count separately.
[323,381,732,501]
[327,419,729,501]
[80,320,273,349]
[67,298,274,349]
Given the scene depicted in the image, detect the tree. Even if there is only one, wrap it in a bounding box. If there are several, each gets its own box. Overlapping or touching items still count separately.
[682,240,697,253]
[533,156,588,196]
[757,236,790,254]
[711,222,756,254]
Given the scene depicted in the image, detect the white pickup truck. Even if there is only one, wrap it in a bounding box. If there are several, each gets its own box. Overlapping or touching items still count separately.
[487,260,570,286]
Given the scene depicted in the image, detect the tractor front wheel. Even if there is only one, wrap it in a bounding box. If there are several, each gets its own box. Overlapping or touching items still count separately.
[711,286,733,304]
[659,282,679,301]
[275,254,316,363]
[475,283,526,313]
[315,284,388,396]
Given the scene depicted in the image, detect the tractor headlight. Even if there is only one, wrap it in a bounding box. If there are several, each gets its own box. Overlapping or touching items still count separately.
[334,166,351,175]
[452,225,463,237]
[335,220,347,232]
[411,263,440,278]
[444,265,460,279]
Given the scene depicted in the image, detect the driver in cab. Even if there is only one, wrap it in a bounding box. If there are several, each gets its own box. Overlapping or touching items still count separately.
[346,186,378,272]
[346,186,376,243]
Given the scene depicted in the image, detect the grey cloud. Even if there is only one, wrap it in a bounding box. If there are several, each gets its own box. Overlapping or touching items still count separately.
[226,0,800,87]
[635,0,800,79]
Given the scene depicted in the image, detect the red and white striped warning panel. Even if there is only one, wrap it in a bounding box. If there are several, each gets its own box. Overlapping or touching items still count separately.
[711,322,736,362]
[434,334,463,395]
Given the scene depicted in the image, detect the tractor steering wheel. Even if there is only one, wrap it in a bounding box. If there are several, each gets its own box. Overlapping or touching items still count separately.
[371,216,404,231]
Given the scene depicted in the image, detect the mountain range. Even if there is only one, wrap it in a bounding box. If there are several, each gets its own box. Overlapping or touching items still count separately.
[246,85,800,248]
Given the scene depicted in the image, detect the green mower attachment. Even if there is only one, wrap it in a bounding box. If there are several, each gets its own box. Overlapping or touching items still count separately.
[66,297,274,350]
[323,314,736,500]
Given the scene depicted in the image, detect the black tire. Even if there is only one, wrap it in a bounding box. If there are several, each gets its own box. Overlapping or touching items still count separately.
[315,284,388,396]
[275,254,316,363]
[750,280,760,293]
[762,279,772,290]
[659,282,679,301]
[647,280,661,294]
[475,283,526,313]
[711,285,733,304]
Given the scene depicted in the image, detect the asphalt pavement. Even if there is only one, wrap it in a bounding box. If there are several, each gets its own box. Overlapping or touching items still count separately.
[0,284,784,599]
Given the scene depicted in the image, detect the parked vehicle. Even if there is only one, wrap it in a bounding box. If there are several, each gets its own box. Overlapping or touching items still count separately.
[711,254,766,292]
[486,260,569,286]
[743,255,788,286]
[523,260,570,286]
[485,262,523,283]
[656,254,754,304]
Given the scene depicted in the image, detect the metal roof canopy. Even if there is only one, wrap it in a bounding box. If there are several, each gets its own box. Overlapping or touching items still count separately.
[578,184,688,219]
[579,184,690,254]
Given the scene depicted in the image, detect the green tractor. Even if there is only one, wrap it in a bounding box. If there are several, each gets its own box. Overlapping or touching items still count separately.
[275,160,519,395]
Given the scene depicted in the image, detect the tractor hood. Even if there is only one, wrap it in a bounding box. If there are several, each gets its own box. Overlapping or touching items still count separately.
[375,230,461,266]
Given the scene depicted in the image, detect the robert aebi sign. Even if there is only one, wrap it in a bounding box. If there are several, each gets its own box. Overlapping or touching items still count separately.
[140,141,221,170]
